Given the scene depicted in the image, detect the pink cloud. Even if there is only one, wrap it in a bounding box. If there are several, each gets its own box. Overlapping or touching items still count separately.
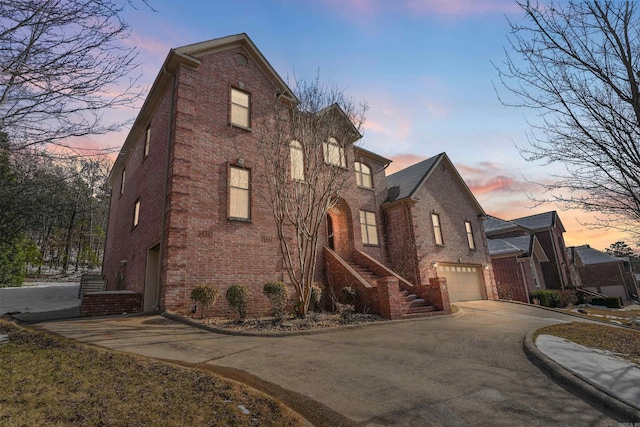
[468,175,515,195]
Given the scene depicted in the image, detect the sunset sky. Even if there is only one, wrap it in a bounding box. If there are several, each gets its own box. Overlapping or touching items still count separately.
[93,0,628,251]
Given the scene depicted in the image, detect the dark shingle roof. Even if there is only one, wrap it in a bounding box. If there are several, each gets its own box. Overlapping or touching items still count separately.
[488,236,532,256]
[484,216,520,235]
[385,154,442,202]
[510,211,557,232]
[572,245,622,265]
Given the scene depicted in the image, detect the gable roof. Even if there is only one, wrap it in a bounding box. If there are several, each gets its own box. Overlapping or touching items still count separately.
[488,235,548,261]
[384,152,485,215]
[108,33,296,187]
[484,215,521,235]
[571,245,623,265]
[510,211,565,233]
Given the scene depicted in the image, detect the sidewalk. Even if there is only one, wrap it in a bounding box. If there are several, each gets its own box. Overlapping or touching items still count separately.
[525,332,640,422]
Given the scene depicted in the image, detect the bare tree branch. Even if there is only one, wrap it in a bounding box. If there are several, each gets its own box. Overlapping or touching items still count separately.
[497,1,640,240]
[0,0,145,155]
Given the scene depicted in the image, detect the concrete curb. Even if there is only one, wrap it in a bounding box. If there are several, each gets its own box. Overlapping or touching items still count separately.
[162,307,461,338]
[523,331,640,423]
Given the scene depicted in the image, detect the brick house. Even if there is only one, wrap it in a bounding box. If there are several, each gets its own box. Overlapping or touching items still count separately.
[102,34,496,319]
[485,212,581,293]
[384,154,498,303]
[568,245,639,301]
[487,234,548,303]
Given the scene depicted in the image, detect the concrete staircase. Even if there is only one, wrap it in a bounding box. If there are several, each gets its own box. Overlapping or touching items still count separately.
[345,260,435,319]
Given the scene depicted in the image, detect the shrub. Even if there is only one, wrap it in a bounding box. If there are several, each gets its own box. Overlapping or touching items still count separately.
[335,302,355,324]
[559,290,577,308]
[530,289,561,308]
[226,284,249,320]
[190,285,219,318]
[263,281,288,319]
[589,296,622,309]
[342,286,356,305]
[310,284,322,312]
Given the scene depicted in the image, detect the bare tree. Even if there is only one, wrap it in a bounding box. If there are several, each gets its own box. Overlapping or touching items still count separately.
[497,1,640,237]
[0,0,144,155]
[256,76,367,317]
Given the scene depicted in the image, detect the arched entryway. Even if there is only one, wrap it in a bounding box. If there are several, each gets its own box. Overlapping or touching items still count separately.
[326,198,354,260]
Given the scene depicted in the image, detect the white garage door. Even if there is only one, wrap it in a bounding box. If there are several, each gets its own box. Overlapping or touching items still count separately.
[438,264,485,302]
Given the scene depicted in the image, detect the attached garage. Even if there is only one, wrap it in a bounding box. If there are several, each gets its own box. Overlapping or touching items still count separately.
[438,263,486,302]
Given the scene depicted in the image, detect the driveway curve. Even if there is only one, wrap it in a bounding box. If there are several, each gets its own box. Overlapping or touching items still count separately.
[37,300,618,426]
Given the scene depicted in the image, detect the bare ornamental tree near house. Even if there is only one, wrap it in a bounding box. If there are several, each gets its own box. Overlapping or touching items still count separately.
[255,76,367,318]
[497,1,640,238]
[0,0,145,157]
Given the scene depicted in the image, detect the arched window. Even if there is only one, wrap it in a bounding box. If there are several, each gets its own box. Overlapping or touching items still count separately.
[354,161,372,188]
[290,140,304,181]
[323,137,345,167]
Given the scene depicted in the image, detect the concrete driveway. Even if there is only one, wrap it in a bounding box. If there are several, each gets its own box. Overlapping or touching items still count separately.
[37,301,618,426]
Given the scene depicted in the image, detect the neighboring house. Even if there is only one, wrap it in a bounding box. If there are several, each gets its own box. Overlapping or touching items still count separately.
[383,153,498,303]
[568,245,639,301]
[102,33,496,319]
[485,211,580,291]
[487,235,548,303]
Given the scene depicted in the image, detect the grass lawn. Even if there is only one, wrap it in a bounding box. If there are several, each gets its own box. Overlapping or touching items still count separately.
[536,322,640,365]
[561,306,640,329]
[0,320,303,426]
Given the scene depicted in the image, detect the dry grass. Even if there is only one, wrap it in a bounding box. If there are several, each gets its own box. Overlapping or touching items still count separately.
[536,322,640,365]
[0,320,303,427]
[560,306,640,329]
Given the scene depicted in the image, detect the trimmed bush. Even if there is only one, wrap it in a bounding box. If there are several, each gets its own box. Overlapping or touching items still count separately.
[263,281,288,319]
[226,284,249,320]
[190,285,219,318]
[342,286,356,305]
[589,296,623,309]
[530,289,561,308]
[310,284,322,312]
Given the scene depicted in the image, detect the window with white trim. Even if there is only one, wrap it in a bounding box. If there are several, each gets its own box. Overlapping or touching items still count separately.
[360,210,379,245]
[120,168,126,195]
[229,166,250,220]
[144,125,150,158]
[354,161,372,188]
[323,137,345,167]
[230,88,250,128]
[290,140,304,181]
[432,213,443,245]
[465,221,476,250]
[133,199,140,228]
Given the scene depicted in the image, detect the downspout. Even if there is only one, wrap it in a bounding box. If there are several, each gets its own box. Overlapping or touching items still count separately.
[156,65,177,312]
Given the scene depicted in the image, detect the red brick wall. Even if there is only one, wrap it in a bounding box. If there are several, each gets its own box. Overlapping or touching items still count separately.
[81,292,142,317]
[102,46,395,318]
[102,84,173,296]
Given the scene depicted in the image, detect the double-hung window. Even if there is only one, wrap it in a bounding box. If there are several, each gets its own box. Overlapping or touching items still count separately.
[360,210,379,245]
[229,166,250,220]
[465,221,476,250]
[133,199,140,228]
[230,88,250,128]
[354,162,372,188]
[290,140,304,181]
[144,126,151,158]
[323,137,345,167]
[432,213,444,245]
